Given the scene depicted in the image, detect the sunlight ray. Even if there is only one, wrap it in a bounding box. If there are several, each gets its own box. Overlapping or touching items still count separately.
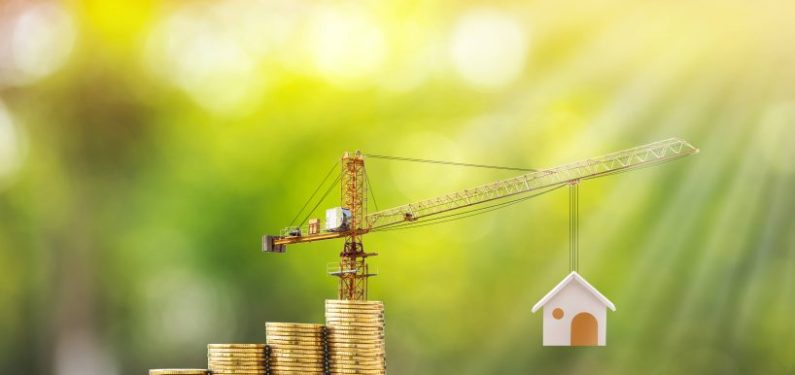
[649,128,774,373]
[459,39,722,375]
[609,88,763,370]
[731,172,792,339]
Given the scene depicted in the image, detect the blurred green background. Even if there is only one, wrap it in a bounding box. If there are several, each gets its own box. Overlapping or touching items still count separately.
[1,0,794,374]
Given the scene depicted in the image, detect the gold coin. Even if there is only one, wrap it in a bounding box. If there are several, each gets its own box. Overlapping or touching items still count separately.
[329,358,384,364]
[266,327,324,334]
[326,318,382,322]
[207,359,267,364]
[207,363,267,369]
[327,337,384,343]
[266,335,326,342]
[208,357,267,362]
[209,366,267,370]
[271,358,325,365]
[325,300,384,306]
[328,347,385,353]
[207,344,266,350]
[326,324,383,329]
[326,311,384,325]
[207,352,268,357]
[269,365,323,371]
[327,341,384,347]
[325,306,383,311]
[268,346,324,352]
[328,351,385,357]
[265,329,326,337]
[268,350,324,357]
[329,369,385,374]
[328,332,382,338]
[327,336,383,341]
[269,357,324,364]
[270,352,325,359]
[325,303,383,308]
[207,348,268,355]
[265,326,326,334]
[325,317,384,323]
[266,342,325,348]
[327,325,382,330]
[325,308,383,313]
[268,367,324,374]
[266,322,324,328]
[328,349,384,355]
[329,356,384,363]
[208,356,267,361]
[208,353,267,358]
[328,350,384,357]
[326,343,384,350]
[325,309,383,315]
[326,321,383,326]
[328,367,385,374]
[327,327,384,339]
[325,302,383,307]
[149,370,208,375]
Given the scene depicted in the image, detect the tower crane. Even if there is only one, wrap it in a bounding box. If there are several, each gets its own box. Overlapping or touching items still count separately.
[262,138,699,300]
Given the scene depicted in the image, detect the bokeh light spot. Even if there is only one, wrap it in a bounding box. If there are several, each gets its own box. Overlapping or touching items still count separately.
[10,3,76,84]
[450,8,529,89]
[145,3,267,115]
[308,6,388,88]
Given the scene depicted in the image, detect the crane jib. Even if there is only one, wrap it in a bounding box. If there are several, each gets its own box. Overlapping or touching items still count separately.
[263,137,698,252]
[364,138,698,229]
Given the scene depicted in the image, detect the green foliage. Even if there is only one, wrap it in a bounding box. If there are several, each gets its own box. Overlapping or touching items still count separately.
[0,1,794,374]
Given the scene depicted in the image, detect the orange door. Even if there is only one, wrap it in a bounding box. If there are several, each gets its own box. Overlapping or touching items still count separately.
[571,312,598,346]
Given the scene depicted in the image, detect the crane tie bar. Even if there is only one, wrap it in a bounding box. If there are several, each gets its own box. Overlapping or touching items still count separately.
[364,154,537,172]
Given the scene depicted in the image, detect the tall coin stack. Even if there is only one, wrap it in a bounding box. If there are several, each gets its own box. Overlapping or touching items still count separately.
[325,300,386,375]
[266,322,328,375]
[149,370,208,375]
[207,344,270,375]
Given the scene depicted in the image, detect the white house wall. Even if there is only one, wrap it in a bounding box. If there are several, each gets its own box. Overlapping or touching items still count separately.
[542,282,608,346]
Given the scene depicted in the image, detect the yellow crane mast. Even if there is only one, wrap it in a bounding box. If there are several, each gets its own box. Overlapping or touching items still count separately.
[263,138,699,300]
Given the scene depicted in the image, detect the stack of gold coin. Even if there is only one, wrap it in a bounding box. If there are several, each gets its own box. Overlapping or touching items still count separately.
[265,322,328,375]
[207,343,270,375]
[325,300,386,375]
[149,370,208,375]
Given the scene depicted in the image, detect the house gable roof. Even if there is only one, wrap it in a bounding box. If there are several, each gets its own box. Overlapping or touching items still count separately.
[531,271,616,313]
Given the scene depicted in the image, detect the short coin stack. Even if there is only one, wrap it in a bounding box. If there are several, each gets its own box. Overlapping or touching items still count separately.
[265,322,328,375]
[207,343,270,375]
[325,300,386,375]
[149,370,208,375]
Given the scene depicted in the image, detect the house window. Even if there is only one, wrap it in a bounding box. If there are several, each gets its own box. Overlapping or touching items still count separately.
[552,308,564,319]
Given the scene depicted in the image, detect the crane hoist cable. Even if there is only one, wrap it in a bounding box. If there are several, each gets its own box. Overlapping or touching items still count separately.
[569,182,579,273]
[365,169,379,212]
[298,173,341,228]
[289,161,340,228]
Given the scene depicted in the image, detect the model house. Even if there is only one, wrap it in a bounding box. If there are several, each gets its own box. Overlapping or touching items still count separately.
[531,271,616,346]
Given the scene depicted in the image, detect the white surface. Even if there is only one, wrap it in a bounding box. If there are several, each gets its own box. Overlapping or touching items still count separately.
[325,207,344,230]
